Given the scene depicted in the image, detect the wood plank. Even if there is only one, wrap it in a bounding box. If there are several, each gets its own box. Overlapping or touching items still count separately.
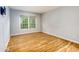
[6,32,79,52]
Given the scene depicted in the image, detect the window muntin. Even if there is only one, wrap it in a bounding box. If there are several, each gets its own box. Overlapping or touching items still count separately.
[20,15,36,29]
[29,16,36,28]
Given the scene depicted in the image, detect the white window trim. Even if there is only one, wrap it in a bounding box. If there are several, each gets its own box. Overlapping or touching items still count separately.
[19,15,37,30]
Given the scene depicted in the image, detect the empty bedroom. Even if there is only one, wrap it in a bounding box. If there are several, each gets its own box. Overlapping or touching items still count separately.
[0,6,79,52]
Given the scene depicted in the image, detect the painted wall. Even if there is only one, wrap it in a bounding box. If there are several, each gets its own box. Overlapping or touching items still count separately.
[42,7,79,43]
[10,9,41,36]
[0,7,10,51]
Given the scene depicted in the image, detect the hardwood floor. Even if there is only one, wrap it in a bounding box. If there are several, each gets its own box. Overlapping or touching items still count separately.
[7,32,79,52]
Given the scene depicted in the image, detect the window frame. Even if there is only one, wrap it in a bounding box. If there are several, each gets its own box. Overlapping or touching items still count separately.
[29,16,36,29]
[19,15,37,30]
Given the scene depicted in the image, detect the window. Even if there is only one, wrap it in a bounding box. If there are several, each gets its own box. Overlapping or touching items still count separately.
[29,16,36,28]
[20,15,28,29]
[20,15,36,29]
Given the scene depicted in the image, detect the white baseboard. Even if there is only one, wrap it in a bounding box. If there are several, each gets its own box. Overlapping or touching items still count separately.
[11,31,79,44]
[43,32,79,44]
[11,31,41,36]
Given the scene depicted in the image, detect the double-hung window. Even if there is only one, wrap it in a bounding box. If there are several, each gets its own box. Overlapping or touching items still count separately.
[20,15,36,29]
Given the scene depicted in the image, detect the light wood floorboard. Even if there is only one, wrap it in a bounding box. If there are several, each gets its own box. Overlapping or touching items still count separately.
[7,32,79,52]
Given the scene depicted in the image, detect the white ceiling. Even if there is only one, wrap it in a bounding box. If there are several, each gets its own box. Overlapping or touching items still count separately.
[9,6,59,14]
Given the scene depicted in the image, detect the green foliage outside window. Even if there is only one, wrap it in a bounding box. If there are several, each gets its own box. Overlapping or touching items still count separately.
[20,15,36,29]
[29,16,36,28]
[20,15,28,29]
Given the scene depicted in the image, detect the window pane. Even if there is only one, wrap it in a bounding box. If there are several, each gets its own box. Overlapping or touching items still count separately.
[29,16,36,28]
[20,15,28,29]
